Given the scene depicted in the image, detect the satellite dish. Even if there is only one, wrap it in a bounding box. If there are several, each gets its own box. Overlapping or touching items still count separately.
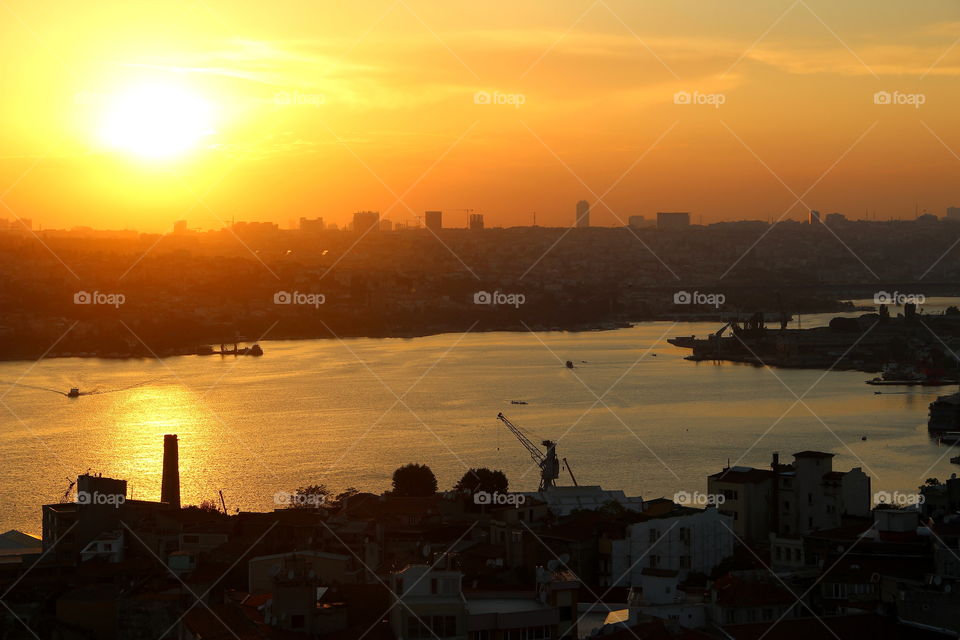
[269,564,282,577]
[423,544,431,557]
[288,570,294,580]
[934,576,943,586]
[559,553,570,564]
[547,559,559,571]
[946,585,953,593]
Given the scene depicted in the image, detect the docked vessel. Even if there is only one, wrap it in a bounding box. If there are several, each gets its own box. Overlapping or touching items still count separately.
[67,387,80,398]
[929,391,960,432]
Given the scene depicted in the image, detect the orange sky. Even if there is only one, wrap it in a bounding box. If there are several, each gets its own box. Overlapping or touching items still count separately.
[2,0,960,231]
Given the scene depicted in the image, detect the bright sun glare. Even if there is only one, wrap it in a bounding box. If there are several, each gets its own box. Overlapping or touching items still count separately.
[98,84,214,160]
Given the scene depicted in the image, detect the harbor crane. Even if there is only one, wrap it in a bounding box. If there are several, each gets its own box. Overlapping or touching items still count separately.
[496,412,576,491]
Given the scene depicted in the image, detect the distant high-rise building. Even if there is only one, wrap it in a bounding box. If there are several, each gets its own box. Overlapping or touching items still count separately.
[808,210,821,224]
[353,211,380,234]
[575,200,590,228]
[656,212,690,229]
[173,220,188,234]
[946,206,960,221]
[379,219,393,231]
[300,217,324,232]
[425,210,442,232]
[469,213,484,231]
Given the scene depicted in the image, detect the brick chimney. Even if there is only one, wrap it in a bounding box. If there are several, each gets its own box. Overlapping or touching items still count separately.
[161,434,181,509]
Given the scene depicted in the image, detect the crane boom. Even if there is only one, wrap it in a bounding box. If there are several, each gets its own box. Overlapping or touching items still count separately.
[497,412,561,491]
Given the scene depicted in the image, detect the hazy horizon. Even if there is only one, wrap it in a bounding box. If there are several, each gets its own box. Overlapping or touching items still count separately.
[3,0,960,232]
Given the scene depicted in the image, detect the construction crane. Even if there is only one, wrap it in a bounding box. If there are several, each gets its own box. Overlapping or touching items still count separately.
[497,412,572,491]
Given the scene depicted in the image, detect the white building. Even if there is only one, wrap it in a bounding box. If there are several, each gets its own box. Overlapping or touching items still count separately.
[521,486,643,518]
[609,507,733,585]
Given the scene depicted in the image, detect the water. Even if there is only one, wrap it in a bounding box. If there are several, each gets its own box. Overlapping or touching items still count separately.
[1,305,956,535]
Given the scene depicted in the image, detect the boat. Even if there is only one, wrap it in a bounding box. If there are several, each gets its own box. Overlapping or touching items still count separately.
[214,343,264,356]
[929,392,960,432]
[951,456,960,465]
[67,387,80,398]
[511,400,528,405]
[565,361,574,369]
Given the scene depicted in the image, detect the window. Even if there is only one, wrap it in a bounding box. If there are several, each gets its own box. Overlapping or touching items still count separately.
[511,530,522,543]
[183,535,200,544]
[783,501,791,512]
[762,609,773,621]
[680,556,691,569]
[722,489,739,501]
[431,578,438,594]
[291,614,305,629]
[559,606,572,621]
[649,555,659,568]
[409,616,458,638]
[808,493,813,506]
[775,547,782,560]
[649,529,659,543]
[679,528,690,543]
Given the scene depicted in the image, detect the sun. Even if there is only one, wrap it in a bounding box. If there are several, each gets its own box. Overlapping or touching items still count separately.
[98,84,214,160]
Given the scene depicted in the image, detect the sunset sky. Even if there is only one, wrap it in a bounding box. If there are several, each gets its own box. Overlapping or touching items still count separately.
[2,0,960,231]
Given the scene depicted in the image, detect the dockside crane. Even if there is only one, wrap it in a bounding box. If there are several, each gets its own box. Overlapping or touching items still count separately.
[497,412,572,491]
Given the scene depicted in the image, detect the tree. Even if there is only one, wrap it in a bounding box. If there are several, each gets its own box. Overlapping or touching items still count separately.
[453,468,509,495]
[287,484,330,509]
[391,463,437,497]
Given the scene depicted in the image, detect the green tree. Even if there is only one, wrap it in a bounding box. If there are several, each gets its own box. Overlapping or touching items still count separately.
[391,463,437,497]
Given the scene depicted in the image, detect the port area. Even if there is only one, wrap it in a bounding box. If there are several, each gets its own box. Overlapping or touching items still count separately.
[669,305,960,374]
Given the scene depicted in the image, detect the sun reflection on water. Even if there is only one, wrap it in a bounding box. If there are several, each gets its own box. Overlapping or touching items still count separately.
[102,385,208,504]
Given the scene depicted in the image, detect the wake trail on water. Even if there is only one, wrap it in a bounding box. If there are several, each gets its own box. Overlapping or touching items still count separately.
[0,377,167,397]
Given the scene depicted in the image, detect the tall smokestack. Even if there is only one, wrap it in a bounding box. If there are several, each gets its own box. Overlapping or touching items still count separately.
[161,434,181,509]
